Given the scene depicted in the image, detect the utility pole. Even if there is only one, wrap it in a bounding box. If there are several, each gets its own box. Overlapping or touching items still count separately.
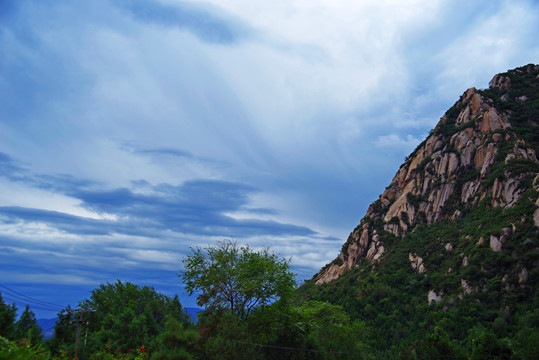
[65,308,95,359]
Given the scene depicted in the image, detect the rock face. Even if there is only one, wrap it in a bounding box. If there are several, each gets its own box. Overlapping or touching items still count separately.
[409,253,426,273]
[428,290,443,303]
[316,64,539,285]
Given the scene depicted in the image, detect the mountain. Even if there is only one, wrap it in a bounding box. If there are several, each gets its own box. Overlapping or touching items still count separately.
[297,64,538,355]
[37,317,57,339]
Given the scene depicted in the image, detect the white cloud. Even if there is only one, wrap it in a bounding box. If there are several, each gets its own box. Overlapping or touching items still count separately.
[1,0,539,314]
[0,179,117,221]
[435,0,539,98]
[0,272,97,286]
[374,133,423,151]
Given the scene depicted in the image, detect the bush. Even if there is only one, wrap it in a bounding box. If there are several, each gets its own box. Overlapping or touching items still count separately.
[0,336,61,360]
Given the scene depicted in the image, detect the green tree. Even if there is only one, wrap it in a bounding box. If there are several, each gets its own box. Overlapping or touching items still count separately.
[0,292,17,339]
[513,327,539,360]
[415,326,463,359]
[471,330,512,360]
[294,301,371,359]
[49,281,191,360]
[46,305,76,358]
[14,305,43,344]
[200,310,264,360]
[181,240,296,319]
[151,315,200,360]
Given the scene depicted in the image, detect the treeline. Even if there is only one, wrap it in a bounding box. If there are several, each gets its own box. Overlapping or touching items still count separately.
[2,238,537,359]
[0,292,44,346]
[0,241,372,360]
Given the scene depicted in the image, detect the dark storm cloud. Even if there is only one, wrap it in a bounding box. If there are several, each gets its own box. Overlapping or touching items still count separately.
[0,207,113,236]
[73,179,316,237]
[0,157,317,239]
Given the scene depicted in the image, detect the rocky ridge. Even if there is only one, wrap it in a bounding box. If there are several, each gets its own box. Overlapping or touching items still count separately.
[316,64,539,285]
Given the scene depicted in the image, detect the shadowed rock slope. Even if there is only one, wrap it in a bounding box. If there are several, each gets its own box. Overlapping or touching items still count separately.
[298,64,539,354]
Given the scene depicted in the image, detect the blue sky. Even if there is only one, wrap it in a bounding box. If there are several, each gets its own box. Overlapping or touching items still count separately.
[1,0,538,318]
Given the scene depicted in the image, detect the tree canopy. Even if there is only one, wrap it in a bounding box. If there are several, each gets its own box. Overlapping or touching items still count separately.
[50,280,192,359]
[181,240,296,319]
[0,292,42,345]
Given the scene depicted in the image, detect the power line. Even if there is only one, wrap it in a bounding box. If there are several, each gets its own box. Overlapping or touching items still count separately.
[0,293,63,312]
[1,295,63,312]
[0,283,65,311]
[0,283,65,309]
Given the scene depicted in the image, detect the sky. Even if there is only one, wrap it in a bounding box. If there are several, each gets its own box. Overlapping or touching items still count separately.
[1,0,538,319]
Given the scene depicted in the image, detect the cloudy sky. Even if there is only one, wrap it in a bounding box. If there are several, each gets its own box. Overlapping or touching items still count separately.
[1,0,538,318]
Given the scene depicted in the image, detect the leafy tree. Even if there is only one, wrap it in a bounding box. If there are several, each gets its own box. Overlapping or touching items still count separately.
[513,326,539,360]
[415,326,464,359]
[14,305,43,344]
[151,315,200,360]
[294,301,371,359]
[259,305,321,360]
[201,310,263,360]
[0,292,17,339]
[471,330,512,359]
[45,305,77,358]
[181,240,296,319]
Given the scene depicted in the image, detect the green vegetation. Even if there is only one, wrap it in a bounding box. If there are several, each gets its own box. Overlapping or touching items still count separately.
[47,281,192,360]
[181,240,295,319]
[0,293,17,339]
[0,293,43,347]
[0,336,63,360]
[1,244,373,359]
[293,64,539,358]
[296,181,538,358]
[180,240,371,359]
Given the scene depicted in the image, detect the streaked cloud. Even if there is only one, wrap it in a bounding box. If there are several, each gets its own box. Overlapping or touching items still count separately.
[119,0,252,44]
[1,0,538,316]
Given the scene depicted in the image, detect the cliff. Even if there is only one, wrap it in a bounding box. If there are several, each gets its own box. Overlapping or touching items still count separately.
[316,64,539,284]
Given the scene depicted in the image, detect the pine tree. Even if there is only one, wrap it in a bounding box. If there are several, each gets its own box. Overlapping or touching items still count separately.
[14,305,43,344]
[0,292,17,339]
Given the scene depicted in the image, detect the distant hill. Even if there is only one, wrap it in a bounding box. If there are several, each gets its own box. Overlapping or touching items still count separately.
[37,318,57,339]
[298,64,539,354]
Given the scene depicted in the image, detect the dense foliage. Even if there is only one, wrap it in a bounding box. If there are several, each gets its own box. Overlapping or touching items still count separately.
[0,293,43,346]
[296,64,539,358]
[180,240,370,359]
[48,281,192,360]
[0,293,53,359]
[297,193,538,357]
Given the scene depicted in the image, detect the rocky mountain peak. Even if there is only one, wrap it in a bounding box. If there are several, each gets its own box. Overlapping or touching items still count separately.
[316,64,539,284]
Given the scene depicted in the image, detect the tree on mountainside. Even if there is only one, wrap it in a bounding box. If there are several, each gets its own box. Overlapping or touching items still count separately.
[181,240,296,319]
